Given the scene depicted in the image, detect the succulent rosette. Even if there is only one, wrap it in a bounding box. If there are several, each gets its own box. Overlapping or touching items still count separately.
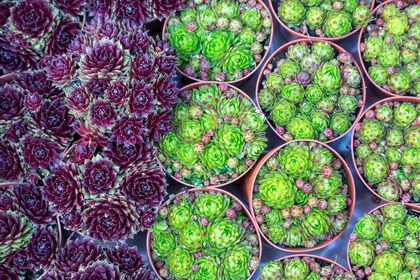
[275,0,372,38]
[348,203,420,280]
[258,40,364,142]
[165,0,272,82]
[360,1,420,96]
[0,183,60,278]
[0,0,84,73]
[159,83,267,187]
[353,99,420,203]
[259,256,355,280]
[149,189,260,279]
[252,141,353,249]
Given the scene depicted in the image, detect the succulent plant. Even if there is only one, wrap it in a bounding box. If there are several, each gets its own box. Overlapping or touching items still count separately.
[150,190,259,279]
[166,0,272,82]
[259,41,363,141]
[353,100,420,203]
[349,204,420,280]
[253,141,351,248]
[159,83,267,187]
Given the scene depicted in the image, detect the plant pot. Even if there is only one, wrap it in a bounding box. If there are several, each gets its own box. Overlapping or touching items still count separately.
[270,0,375,41]
[243,139,356,252]
[162,0,274,84]
[255,39,366,144]
[351,96,420,205]
[158,81,265,188]
[358,0,419,98]
[146,187,262,280]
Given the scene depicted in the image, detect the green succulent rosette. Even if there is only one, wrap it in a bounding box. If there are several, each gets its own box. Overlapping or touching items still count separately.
[287,115,317,140]
[358,118,386,144]
[267,226,286,244]
[363,154,390,184]
[179,221,205,250]
[354,214,380,240]
[241,109,266,133]
[213,124,244,156]
[278,143,312,179]
[177,144,199,168]
[167,23,202,60]
[246,138,268,160]
[167,247,194,278]
[190,256,220,279]
[323,11,352,38]
[272,99,298,126]
[373,251,404,276]
[307,7,326,29]
[197,5,218,28]
[393,102,418,128]
[364,36,384,62]
[179,119,205,144]
[381,220,407,242]
[405,252,420,270]
[280,60,301,78]
[260,261,283,280]
[168,198,194,230]
[284,258,310,280]
[339,95,358,113]
[285,225,306,247]
[259,170,296,209]
[206,218,245,253]
[369,65,389,86]
[241,8,262,30]
[191,84,222,109]
[160,132,181,161]
[405,215,420,233]
[313,173,342,198]
[195,191,230,219]
[383,204,407,221]
[180,7,197,23]
[389,71,412,94]
[348,240,376,267]
[312,42,335,62]
[330,112,351,135]
[369,272,393,280]
[281,83,305,104]
[0,211,33,257]
[221,242,252,279]
[314,62,342,94]
[302,208,331,237]
[217,96,243,118]
[217,0,239,19]
[310,110,330,133]
[221,45,255,74]
[352,5,371,27]
[386,13,409,36]
[152,231,178,257]
[201,142,228,173]
[278,0,306,28]
[311,146,334,169]
[327,195,347,215]
[202,30,234,64]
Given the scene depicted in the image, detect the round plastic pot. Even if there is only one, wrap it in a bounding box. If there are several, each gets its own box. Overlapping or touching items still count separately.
[146,187,262,280]
[243,139,356,252]
[255,38,366,144]
[351,96,420,205]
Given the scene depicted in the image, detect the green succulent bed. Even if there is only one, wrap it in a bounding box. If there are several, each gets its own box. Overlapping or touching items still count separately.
[348,203,420,279]
[360,1,420,96]
[159,83,267,187]
[273,0,372,38]
[258,41,364,142]
[252,141,352,249]
[260,256,356,280]
[165,0,272,82]
[149,190,260,279]
[353,100,420,203]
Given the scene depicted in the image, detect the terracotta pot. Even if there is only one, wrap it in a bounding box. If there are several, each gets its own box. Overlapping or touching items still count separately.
[162,0,274,84]
[351,96,420,205]
[346,202,420,271]
[158,81,262,188]
[0,182,63,279]
[243,139,356,252]
[255,39,366,144]
[358,0,419,98]
[146,187,262,280]
[270,0,375,41]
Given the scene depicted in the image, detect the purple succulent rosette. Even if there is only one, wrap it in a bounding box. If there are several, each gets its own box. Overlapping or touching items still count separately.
[0,183,60,278]
[353,100,420,203]
[258,40,365,142]
[0,0,84,73]
[360,1,420,96]
[348,204,420,279]
[0,72,74,183]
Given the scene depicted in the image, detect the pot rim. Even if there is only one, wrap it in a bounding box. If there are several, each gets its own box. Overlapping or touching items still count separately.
[146,187,263,280]
[246,139,356,252]
[269,253,350,272]
[255,38,367,144]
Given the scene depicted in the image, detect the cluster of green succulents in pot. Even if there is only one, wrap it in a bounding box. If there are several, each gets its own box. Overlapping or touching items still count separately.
[360,1,420,96]
[252,141,352,249]
[258,41,364,142]
[353,100,420,203]
[348,203,420,279]
[159,83,268,187]
[165,0,272,82]
[276,0,372,38]
[149,190,260,279]
[259,256,356,280]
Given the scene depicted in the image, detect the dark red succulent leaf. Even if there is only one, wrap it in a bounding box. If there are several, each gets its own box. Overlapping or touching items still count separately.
[153,76,180,110]
[0,192,15,211]
[0,139,23,181]
[25,170,40,184]
[67,86,90,113]
[0,84,25,121]
[134,269,157,280]
[41,54,76,86]
[129,81,154,117]
[32,99,75,143]
[83,194,139,241]
[0,264,20,280]
[38,271,62,280]
[26,226,57,269]
[4,121,27,143]
[153,0,183,20]
[114,0,149,24]
[55,238,102,277]
[69,138,98,164]
[53,0,84,17]
[105,243,146,275]
[0,2,11,27]
[62,208,83,231]
[110,116,144,144]
[120,162,166,209]
[11,0,53,39]
[5,248,32,273]
[154,53,177,76]
[153,38,176,56]
[83,158,117,195]
[84,78,110,99]
[107,80,128,105]
[71,261,121,280]
[89,100,117,129]
[0,211,26,253]
[0,32,39,72]
[119,29,150,55]
[22,135,61,170]
[139,210,156,229]
[74,119,108,147]
[16,71,63,100]
[24,92,42,111]
[13,182,54,225]
[0,78,6,87]
[42,162,83,214]
[130,54,156,82]
[85,0,112,17]
[84,15,120,41]
[46,16,82,55]
[68,35,93,60]
[146,110,175,141]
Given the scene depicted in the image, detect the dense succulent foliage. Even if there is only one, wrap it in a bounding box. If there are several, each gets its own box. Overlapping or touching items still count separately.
[276,0,372,38]
[0,72,74,183]
[0,0,84,73]
[149,190,260,279]
[0,183,59,278]
[353,100,420,203]
[360,1,420,96]
[252,141,352,249]
[259,256,356,280]
[159,83,267,187]
[348,203,420,279]
[258,41,364,142]
[165,0,272,82]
